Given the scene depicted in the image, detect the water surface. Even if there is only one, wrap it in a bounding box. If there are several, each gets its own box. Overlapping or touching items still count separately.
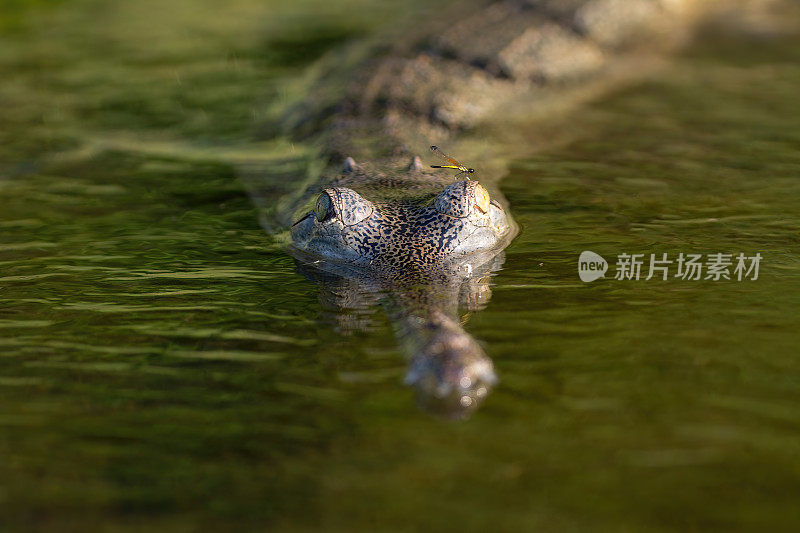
[2,2,800,530]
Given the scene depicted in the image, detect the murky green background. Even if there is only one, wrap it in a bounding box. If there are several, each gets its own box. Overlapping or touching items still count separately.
[2,1,800,530]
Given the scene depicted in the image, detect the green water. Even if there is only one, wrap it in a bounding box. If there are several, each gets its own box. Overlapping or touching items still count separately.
[2,1,800,530]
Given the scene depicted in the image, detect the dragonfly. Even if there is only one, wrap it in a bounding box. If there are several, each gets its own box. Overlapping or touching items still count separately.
[429,145,475,180]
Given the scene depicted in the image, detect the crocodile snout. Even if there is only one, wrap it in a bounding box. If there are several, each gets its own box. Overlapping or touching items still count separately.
[404,311,497,419]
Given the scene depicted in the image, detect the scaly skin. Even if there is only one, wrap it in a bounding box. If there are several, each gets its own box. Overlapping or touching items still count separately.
[290,157,513,276]
[283,0,737,158]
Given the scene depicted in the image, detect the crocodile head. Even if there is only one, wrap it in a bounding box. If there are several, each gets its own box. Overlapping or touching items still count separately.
[289,157,515,276]
[287,156,517,419]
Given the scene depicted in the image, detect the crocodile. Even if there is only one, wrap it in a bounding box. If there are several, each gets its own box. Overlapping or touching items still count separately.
[249,0,785,417]
[288,154,515,416]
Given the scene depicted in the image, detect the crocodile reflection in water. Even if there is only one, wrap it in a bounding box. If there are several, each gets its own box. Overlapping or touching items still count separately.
[288,155,517,418]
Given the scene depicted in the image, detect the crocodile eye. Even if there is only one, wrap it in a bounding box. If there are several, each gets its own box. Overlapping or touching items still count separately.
[315,193,334,222]
[318,187,374,226]
[474,184,490,213]
[435,180,491,218]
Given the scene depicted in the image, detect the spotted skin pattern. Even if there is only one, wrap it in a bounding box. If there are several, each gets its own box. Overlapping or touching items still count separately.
[291,157,514,282]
